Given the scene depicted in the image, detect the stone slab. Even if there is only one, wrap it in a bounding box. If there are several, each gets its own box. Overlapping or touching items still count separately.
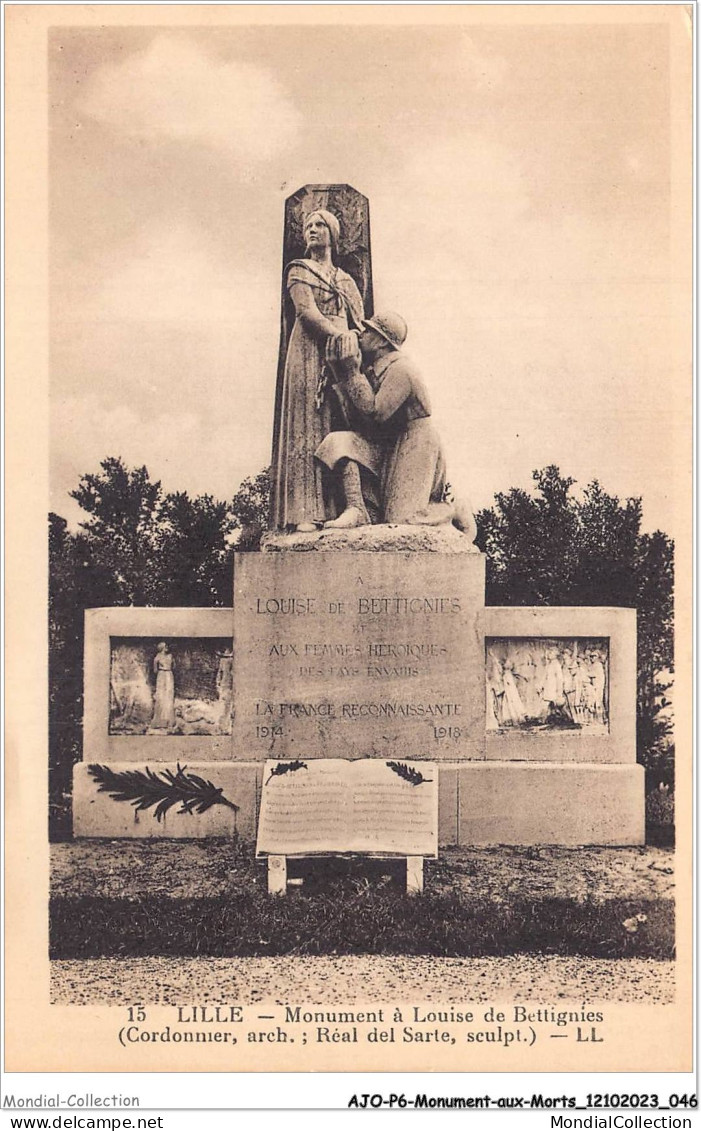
[83,607,234,763]
[233,551,486,761]
[437,765,459,846]
[256,759,438,858]
[261,524,481,554]
[73,762,257,840]
[484,607,636,763]
[456,762,645,846]
[73,759,644,846]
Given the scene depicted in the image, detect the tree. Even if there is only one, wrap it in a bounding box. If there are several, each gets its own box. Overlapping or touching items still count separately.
[149,491,237,606]
[68,457,271,603]
[230,467,271,551]
[49,512,116,835]
[70,458,163,605]
[476,466,674,784]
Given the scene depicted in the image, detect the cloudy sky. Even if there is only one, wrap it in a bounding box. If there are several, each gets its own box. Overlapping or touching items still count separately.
[49,12,690,536]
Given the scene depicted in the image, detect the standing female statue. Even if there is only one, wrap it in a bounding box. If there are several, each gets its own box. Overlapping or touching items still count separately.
[270,210,365,531]
[150,642,176,731]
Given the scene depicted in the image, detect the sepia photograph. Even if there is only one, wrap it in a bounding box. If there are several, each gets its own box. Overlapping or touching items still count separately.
[5,3,692,1077]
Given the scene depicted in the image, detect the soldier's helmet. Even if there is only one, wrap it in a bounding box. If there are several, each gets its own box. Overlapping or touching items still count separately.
[361,311,408,350]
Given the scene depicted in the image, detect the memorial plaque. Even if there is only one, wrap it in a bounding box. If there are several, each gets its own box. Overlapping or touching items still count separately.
[256,759,438,857]
[234,551,485,762]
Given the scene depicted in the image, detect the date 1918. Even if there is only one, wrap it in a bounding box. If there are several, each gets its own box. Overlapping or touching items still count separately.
[434,726,461,740]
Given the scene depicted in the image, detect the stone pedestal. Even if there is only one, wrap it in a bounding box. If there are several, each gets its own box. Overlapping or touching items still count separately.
[73,530,645,846]
[233,531,485,762]
[454,762,645,846]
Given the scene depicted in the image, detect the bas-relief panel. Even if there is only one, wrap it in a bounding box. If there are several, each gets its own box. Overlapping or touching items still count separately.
[109,637,234,737]
[486,637,609,735]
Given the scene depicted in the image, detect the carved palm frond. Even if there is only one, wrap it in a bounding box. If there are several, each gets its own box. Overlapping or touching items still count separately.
[264,759,308,786]
[386,760,433,787]
[87,763,239,821]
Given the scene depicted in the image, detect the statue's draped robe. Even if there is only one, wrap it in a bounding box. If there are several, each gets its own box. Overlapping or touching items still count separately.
[151,653,175,730]
[270,260,365,529]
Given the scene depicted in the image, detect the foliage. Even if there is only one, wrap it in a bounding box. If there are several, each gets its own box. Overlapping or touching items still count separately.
[645,786,675,847]
[49,513,108,838]
[475,466,674,782]
[68,457,246,606]
[49,841,675,961]
[50,882,674,960]
[231,467,271,551]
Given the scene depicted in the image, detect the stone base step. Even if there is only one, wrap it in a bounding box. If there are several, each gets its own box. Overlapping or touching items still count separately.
[73,760,644,846]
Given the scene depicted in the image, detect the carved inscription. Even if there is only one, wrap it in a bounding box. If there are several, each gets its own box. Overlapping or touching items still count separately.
[256,759,438,857]
[255,596,461,616]
[233,553,486,760]
[252,592,462,743]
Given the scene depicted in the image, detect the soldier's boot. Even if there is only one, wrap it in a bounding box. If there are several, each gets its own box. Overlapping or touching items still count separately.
[324,460,370,529]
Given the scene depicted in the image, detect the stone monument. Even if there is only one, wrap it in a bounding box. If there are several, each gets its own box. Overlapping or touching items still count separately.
[74,184,645,847]
[236,183,484,772]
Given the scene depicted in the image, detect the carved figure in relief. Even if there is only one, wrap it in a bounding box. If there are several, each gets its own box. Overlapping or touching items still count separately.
[537,646,576,726]
[561,646,579,719]
[486,653,505,727]
[515,649,540,718]
[486,638,609,732]
[316,312,476,536]
[150,642,176,732]
[270,210,365,532]
[500,658,527,726]
[586,648,607,723]
[216,647,234,734]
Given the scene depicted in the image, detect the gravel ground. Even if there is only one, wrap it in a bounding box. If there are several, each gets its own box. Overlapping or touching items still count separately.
[51,842,675,901]
[51,955,674,1005]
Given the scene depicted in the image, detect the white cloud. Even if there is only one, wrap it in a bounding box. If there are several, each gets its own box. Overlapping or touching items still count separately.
[88,220,274,327]
[373,134,529,289]
[51,217,280,522]
[78,34,300,160]
[51,391,271,530]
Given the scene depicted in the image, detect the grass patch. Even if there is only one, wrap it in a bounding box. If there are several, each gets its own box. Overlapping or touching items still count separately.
[646,788,675,847]
[50,884,674,961]
[50,845,675,961]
